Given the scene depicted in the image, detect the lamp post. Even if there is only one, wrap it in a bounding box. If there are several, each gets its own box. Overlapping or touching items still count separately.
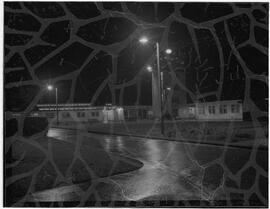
[140,37,172,135]
[47,85,59,125]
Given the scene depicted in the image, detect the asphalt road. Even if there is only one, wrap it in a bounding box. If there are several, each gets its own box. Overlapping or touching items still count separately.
[28,128,267,206]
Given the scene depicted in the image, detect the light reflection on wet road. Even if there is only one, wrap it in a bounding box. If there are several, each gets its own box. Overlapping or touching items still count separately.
[29,127,266,203]
[97,134,198,201]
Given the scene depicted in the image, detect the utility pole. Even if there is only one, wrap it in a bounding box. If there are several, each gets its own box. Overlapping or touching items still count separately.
[56,88,59,125]
[156,42,164,135]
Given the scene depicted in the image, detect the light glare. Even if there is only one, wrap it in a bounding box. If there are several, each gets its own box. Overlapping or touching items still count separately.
[139,37,148,44]
[146,66,153,72]
[165,48,172,54]
[47,85,53,91]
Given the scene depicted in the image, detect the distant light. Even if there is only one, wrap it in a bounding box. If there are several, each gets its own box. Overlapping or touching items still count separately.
[165,49,172,54]
[47,85,53,91]
[146,66,153,72]
[166,87,171,91]
[139,37,148,44]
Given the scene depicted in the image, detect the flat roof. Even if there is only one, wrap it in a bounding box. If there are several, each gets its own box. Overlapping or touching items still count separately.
[36,104,152,111]
[179,100,242,108]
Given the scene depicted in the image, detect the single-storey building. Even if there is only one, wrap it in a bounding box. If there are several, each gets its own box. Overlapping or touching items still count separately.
[177,100,243,121]
[34,103,152,123]
[36,103,124,123]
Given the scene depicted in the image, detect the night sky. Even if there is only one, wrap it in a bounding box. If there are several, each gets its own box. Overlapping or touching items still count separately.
[4,2,268,116]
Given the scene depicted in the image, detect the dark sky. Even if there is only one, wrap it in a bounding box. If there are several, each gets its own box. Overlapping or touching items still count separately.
[4,2,268,113]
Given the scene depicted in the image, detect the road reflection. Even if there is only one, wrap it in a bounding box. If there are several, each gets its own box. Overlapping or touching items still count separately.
[103,136,124,154]
[28,128,266,204]
[35,128,204,202]
[98,135,196,201]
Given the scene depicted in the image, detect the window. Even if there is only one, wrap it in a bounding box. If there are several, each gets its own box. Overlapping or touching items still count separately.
[63,112,70,118]
[91,111,99,117]
[208,105,215,114]
[220,105,227,114]
[198,106,205,114]
[77,112,85,118]
[231,105,236,113]
[231,104,240,113]
[236,104,240,113]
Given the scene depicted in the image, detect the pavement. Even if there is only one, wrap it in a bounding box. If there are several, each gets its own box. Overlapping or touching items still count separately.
[15,127,268,207]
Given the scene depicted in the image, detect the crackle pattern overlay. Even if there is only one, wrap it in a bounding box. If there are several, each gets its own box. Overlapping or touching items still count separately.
[4,2,268,207]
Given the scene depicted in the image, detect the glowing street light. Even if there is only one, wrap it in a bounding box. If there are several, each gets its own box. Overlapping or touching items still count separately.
[146,65,153,72]
[165,48,172,54]
[166,87,171,91]
[47,84,53,91]
[139,37,149,44]
[139,36,173,135]
[46,84,59,125]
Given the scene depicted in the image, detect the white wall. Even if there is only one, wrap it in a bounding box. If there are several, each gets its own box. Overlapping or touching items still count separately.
[59,110,103,123]
[195,102,243,121]
[102,108,124,122]
[178,106,196,119]
[178,101,243,121]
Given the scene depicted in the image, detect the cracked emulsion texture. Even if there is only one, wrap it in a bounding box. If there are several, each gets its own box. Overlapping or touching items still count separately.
[4,2,268,207]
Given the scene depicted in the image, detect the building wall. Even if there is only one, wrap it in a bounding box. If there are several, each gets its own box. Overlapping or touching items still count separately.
[177,106,195,119]
[103,107,124,122]
[38,108,125,123]
[124,107,152,120]
[56,109,103,122]
[178,100,243,121]
[36,104,152,122]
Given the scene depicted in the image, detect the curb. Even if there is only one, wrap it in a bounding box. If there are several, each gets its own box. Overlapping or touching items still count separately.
[51,126,268,151]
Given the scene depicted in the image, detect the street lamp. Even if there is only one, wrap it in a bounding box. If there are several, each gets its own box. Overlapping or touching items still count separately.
[139,37,148,44]
[165,48,172,54]
[47,84,59,125]
[47,85,53,91]
[146,65,153,72]
[140,36,172,135]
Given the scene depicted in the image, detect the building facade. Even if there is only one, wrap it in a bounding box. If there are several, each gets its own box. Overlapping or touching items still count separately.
[177,100,243,121]
[35,103,152,123]
[36,103,124,123]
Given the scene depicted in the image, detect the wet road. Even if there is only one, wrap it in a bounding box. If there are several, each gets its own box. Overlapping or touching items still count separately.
[29,128,267,204]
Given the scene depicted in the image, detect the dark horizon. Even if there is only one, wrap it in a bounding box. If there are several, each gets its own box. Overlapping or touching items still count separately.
[5,2,268,112]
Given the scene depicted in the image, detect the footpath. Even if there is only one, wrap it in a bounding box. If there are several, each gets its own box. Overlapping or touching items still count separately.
[52,120,268,150]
